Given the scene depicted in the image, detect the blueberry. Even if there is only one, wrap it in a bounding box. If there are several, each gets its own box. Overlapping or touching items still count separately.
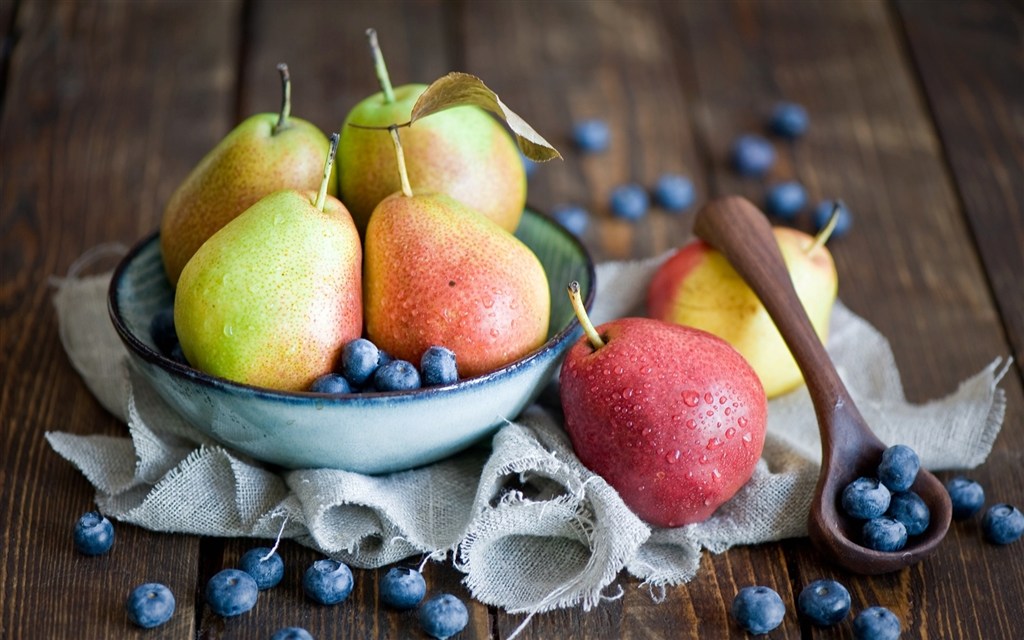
[418,593,469,640]
[73,511,115,556]
[769,102,810,139]
[842,477,891,520]
[377,349,394,367]
[271,628,314,640]
[653,174,696,213]
[303,558,354,605]
[878,444,920,492]
[205,568,258,617]
[862,516,908,552]
[308,373,352,395]
[239,547,284,590]
[149,307,178,356]
[373,360,422,392]
[609,183,650,221]
[552,204,590,236]
[572,119,610,153]
[421,346,458,387]
[126,582,175,629]
[853,606,901,640]
[797,578,851,627]
[764,181,807,220]
[731,134,776,177]
[169,342,189,365]
[945,476,985,519]
[982,503,1024,545]
[812,200,852,238]
[520,151,537,178]
[380,566,427,610]
[886,491,930,536]
[730,585,786,635]
[340,338,381,385]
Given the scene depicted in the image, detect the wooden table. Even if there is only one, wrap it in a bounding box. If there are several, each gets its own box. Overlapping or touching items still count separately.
[2,1,1022,637]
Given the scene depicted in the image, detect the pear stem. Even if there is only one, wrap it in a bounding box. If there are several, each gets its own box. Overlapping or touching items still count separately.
[389,126,414,198]
[568,281,604,349]
[274,63,292,134]
[366,28,395,104]
[314,133,339,211]
[807,201,841,253]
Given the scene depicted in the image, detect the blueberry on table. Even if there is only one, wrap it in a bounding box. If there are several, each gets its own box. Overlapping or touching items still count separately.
[764,181,807,220]
[419,593,469,640]
[862,516,908,552]
[731,134,776,177]
[421,346,458,387]
[878,444,920,492]
[126,582,175,629]
[572,118,611,153]
[730,585,786,635]
[379,566,427,610]
[73,511,114,556]
[982,503,1024,545]
[308,373,352,395]
[239,547,284,590]
[340,338,381,385]
[853,606,901,640]
[945,476,985,519]
[813,200,852,238]
[303,559,354,605]
[609,183,650,221]
[841,477,891,520]
[653,174,696,213]
[769,101,810,139]
[374,360,422,392]
[205,568,258,617]
[886,491,931,536]
[797,578,851,627]
[149,306,178,356]
[271,628,314,640]
[552,205,590,237]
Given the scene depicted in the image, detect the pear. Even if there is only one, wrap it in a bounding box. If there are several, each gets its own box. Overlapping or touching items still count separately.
[339,29,525,235]
[161,64,336,286]
[363,128,549,378]
[174,134,362,392]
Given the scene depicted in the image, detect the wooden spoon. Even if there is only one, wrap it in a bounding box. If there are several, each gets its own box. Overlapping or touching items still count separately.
[692,195,952,574]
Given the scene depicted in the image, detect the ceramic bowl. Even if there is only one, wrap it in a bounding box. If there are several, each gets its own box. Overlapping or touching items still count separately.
[108,208,594,474]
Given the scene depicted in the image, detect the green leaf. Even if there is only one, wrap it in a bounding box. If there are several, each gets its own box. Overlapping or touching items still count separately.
[409,72,562,162]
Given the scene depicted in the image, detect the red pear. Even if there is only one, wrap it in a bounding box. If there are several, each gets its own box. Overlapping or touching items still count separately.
[559,283,767,527]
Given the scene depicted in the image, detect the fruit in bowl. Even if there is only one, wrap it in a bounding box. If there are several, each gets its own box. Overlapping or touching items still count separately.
[108,206,592,474]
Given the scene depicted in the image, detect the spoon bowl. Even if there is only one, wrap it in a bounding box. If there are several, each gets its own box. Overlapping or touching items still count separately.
[692,195,952,574]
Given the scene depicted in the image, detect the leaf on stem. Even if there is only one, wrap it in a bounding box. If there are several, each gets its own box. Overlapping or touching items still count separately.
[409,72,562,162]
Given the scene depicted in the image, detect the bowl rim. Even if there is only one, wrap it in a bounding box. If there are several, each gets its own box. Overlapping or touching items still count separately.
[107,206,596,405]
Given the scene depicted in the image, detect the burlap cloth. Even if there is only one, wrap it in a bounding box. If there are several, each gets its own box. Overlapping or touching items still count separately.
[46,250,1009,615]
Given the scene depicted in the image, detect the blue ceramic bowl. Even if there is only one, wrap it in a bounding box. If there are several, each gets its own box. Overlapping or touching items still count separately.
[108,208,594,474]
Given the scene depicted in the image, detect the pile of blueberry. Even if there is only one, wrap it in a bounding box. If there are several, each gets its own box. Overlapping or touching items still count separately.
[308,338,458,394]
[149,307,459,395]
[72,511,470,638]
[732,580,900,639]
[945,475,1024,545]
[840,444,929,552]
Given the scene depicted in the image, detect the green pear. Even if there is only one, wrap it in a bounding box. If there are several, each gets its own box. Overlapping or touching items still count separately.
[339,29,526,235]
[161,64,336,286]
[363,128,549,378]
[174,134,362,392]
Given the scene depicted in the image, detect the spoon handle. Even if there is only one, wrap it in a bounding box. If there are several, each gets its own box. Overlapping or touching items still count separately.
[692,196,859,451]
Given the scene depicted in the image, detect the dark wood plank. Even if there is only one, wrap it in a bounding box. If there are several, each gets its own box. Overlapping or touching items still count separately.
[0,0,240,637]
[895,0,1024,372]
[668,2,1024,639]
[460,0,706,264]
